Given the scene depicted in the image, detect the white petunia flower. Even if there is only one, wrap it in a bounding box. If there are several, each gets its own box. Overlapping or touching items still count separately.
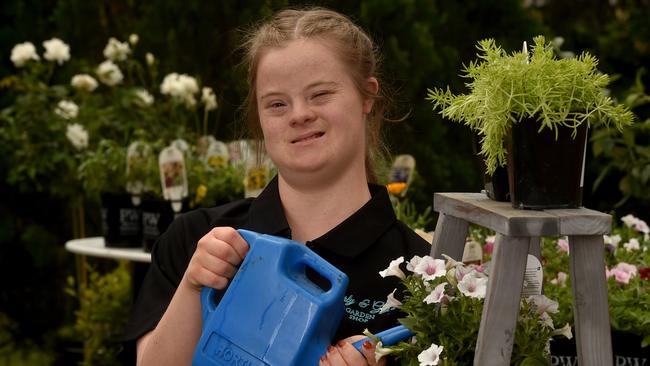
[134,88,154,106]
[96,60,124,86]
[621,214,639,228]
[550,271,567,287]
[10,42,40,67]
[414,256,447,281]
[55,100,79,120]
[623,238,640,252]
[634,219,649,234]
[407,255,423,272]
[70,74,98,92]
[103,37,131,61]
[423,282,447,304]
[65,123,88,150]
[603,234,622,248]
[417,343,444,366]
[129,33,139,46]
[379,288,402,314]
[457,272,488,299]
[202,87,218,111]
[551,323,573,339]
[374,342,394,362]
[379,256,406,280]
[527,295,559,315]
[43,38,70,65]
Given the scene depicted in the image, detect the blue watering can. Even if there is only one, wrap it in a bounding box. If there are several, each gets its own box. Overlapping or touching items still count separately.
[192,230,349,366]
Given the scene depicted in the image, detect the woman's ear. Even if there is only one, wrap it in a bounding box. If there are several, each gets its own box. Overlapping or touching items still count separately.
[363,77,379,114]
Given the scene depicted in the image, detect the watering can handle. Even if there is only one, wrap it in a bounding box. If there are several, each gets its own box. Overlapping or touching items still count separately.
[351,325,415,352]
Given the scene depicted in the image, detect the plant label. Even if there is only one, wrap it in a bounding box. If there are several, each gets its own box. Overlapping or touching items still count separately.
[159,144,188,213]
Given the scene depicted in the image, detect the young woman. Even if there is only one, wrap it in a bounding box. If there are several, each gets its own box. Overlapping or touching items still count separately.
[124,8,430,366]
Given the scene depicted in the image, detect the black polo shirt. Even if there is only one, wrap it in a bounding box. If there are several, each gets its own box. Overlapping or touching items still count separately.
[124,176,430,347]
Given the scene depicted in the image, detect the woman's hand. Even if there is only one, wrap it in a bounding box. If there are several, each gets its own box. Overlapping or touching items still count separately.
[183,227,249,291]
[319,336,386,366]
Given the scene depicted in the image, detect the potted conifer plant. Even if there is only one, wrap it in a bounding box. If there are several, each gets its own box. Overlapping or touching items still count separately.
[427,36,635,209]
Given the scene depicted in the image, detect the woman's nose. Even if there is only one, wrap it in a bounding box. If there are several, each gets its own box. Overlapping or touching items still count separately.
[289,101,316,126]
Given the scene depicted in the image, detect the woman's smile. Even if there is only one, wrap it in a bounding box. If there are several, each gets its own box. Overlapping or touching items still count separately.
[291,131,325,145]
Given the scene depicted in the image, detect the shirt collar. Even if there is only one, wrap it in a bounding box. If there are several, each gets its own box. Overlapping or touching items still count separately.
[309,183,396,258]
[246,176,291,237]
[247,176,396,258]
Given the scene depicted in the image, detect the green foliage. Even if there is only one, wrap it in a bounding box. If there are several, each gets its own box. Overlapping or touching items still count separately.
[77,139,128,196]
[374,256,567,364]
[392,198,432,231]
[470,213,650,347]
[66,261,132,366]
[186,148,245,208]
[592,68,650,209]
[427,36,635,175]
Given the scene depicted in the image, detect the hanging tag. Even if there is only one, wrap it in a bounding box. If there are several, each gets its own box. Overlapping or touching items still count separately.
[521,255,543,298]
[228,139,256,166]
[197,135,217,157]
[171,138,190,154]
[126,141,149,206]
[387,154,416,197]
[205,140,229,170]
[159,144,188,213]
[462,240,483,265]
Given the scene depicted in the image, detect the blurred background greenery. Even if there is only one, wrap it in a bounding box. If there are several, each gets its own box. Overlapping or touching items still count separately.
[0,0,648,365]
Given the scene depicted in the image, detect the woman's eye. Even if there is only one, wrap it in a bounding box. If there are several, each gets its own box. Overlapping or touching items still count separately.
[313,91,330,98]
[268,101,285,109]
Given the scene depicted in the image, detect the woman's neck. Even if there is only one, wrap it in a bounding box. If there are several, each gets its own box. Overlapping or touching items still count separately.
[278,172,372,243]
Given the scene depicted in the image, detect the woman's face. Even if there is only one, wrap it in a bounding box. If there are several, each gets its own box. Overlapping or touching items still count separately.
[255,39,376,185]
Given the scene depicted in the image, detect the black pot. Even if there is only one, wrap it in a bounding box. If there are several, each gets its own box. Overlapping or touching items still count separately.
[140,198,175,253]
[475,134,510,202]
[550,330,648,365]
[101,192,142,248]
[506,119,588,210]
[484,165,510,202]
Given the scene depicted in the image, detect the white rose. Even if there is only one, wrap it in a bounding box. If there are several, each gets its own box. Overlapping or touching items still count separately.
[70,74,99,92]
[160,73,199,107]
[66,123,88,150]
[96,60,124,86]
[54,100,79,120]
[43,38,71,65]
[10,42,40,67]
[202,87,218,111]
[103,37,131,61]
[129,34,139,46]
[135,88,154,106]
[146,52,155,66]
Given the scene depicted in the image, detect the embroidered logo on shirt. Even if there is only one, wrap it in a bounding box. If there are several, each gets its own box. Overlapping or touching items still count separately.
[343,294,386,323]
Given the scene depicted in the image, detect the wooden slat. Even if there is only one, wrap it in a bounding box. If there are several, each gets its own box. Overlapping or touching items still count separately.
[434,193,559,236]
[548,208,612,236]
[430,213,467,260]
[569,235,613,366]
[474,235,529,366]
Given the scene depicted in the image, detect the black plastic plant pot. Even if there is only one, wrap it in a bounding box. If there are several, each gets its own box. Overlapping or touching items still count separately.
[476,135,510,202]
[140,198,175,253]
[506,118,588,210]
[101,192,142,248]
[484,165,510,202]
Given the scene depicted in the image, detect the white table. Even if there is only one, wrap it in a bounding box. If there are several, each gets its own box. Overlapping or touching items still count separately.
[65,237,151,263]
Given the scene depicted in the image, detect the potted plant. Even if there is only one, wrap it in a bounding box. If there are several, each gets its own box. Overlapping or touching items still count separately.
[542,214,650,362]
[427,36,635,209]
[77,139,145,248]
[370,255,572,365]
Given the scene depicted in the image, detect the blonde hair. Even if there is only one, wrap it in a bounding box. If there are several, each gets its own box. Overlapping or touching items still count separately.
[241,7,389,183]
